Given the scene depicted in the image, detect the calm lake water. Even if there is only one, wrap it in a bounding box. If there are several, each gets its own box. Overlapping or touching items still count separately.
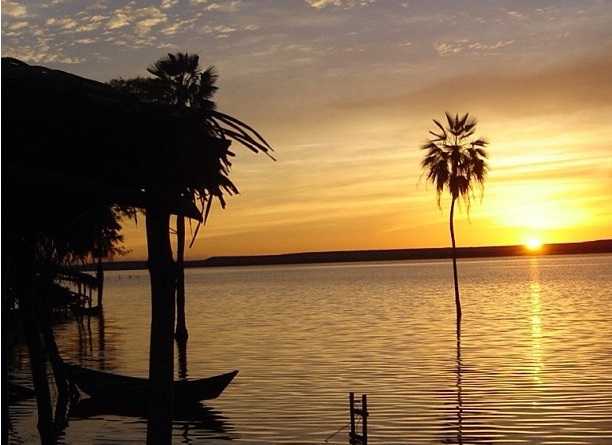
[8,254,612,444]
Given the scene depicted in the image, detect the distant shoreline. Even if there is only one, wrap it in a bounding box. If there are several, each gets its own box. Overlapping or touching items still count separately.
[88,239,612,271]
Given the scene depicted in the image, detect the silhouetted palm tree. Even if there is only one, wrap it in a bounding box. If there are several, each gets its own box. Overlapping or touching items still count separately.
[111,52,273,342]
[421,112,489,320]
[147,52,213,342]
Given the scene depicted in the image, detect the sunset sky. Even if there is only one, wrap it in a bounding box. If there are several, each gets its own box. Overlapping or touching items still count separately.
[3,0,612,260]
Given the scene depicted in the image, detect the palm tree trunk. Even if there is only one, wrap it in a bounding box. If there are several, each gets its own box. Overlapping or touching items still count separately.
[96,256,104,308]
[175,216,188,341]
[449,197,462,320]
[456,316,463,445]
[145,207,176,445]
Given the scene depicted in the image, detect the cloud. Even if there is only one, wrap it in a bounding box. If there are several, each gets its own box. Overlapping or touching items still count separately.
[2,44,83,64]
[73,15,107,32]
[160,17,197,35]
[214,24,235,33]
[434,39,514,56]
[336,51,612,119]
[305,0,374,9]
[1,0,27,17]
[204,1,241,12]
[46,17,78,30]
[41,0,68,7]
[107,10,130,29]
[160,0,177,9]
[106,5,167,34]
[8,20,28,30]
[506,10,525,20]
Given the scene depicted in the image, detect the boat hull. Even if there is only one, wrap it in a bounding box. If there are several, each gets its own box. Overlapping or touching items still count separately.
[64,364,238,403]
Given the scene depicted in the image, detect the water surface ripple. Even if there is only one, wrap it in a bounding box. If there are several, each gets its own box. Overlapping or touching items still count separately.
[8,254,612,444]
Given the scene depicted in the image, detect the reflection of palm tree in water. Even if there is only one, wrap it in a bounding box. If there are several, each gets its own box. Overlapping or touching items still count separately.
[456,319,463,445]
[177,338,188,380]
[176,336,190,441]
[440,319,466,445]
[448,320,494,445]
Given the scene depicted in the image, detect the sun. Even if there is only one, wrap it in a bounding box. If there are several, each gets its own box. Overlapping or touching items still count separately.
[526,238,542,251]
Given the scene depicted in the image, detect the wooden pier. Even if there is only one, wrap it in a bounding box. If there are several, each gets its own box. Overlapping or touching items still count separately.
[57,269,101,313]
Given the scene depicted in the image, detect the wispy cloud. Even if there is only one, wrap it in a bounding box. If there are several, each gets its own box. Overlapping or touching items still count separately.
[106,5,167,35]
[434,39,514,56]
[205,1,241,12]
[2,44,83,64]
[160,17,197,35]
[1,0,27,17]
[46,17,79,30]
[160,0,177,9]
[335,52,612,119]
[305,0,375,9]
[8,20,28,30]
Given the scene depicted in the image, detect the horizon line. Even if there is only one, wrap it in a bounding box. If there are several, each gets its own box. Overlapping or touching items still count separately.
[102,238,612,264]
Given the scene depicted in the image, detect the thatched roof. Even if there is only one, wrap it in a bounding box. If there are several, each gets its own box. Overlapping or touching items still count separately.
[2,57,237,221]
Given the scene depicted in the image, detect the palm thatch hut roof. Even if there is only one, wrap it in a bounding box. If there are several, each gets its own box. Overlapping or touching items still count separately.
[2,57,237,220]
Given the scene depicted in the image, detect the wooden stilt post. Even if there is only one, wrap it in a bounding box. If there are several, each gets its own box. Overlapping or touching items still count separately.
[349,392,356,441]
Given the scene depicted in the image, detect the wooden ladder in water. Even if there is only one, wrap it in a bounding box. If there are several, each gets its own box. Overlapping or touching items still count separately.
[349,393,368,445]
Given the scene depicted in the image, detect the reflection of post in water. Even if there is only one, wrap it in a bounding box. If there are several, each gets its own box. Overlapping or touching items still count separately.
[98,309,106,368]
[177,338,188,380]
[86,313,94,353]
[456,318,463,445]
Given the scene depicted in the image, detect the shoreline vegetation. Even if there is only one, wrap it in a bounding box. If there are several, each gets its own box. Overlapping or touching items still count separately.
[90,239,612,271]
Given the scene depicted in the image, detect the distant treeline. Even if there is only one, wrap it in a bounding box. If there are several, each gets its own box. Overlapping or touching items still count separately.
[86,239,612,271]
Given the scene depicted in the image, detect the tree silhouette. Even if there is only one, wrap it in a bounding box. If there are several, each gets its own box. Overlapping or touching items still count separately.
[5,55,269,444]
[147,52,212,342]
[111,52,273,342]
[421,112,489,320]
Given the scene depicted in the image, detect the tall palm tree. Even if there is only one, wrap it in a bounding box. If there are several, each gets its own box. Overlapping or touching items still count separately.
[421,112,489,320]
[112,52,273,342]
[147,52,212,342]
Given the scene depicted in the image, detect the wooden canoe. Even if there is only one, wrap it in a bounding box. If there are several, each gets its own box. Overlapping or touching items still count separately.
[64,364,238,403]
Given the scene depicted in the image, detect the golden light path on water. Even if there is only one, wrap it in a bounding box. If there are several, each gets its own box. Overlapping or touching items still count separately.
[529,259,543,386]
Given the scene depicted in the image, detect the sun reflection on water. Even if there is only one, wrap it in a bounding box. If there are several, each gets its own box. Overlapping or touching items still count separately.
[529,259,543,385]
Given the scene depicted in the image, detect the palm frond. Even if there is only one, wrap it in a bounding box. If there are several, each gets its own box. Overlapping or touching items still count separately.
[433,119,447,138]
[445,111,455,131]
[471,138,488,148]
[420,112,489,213]
[212,111,273,151]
